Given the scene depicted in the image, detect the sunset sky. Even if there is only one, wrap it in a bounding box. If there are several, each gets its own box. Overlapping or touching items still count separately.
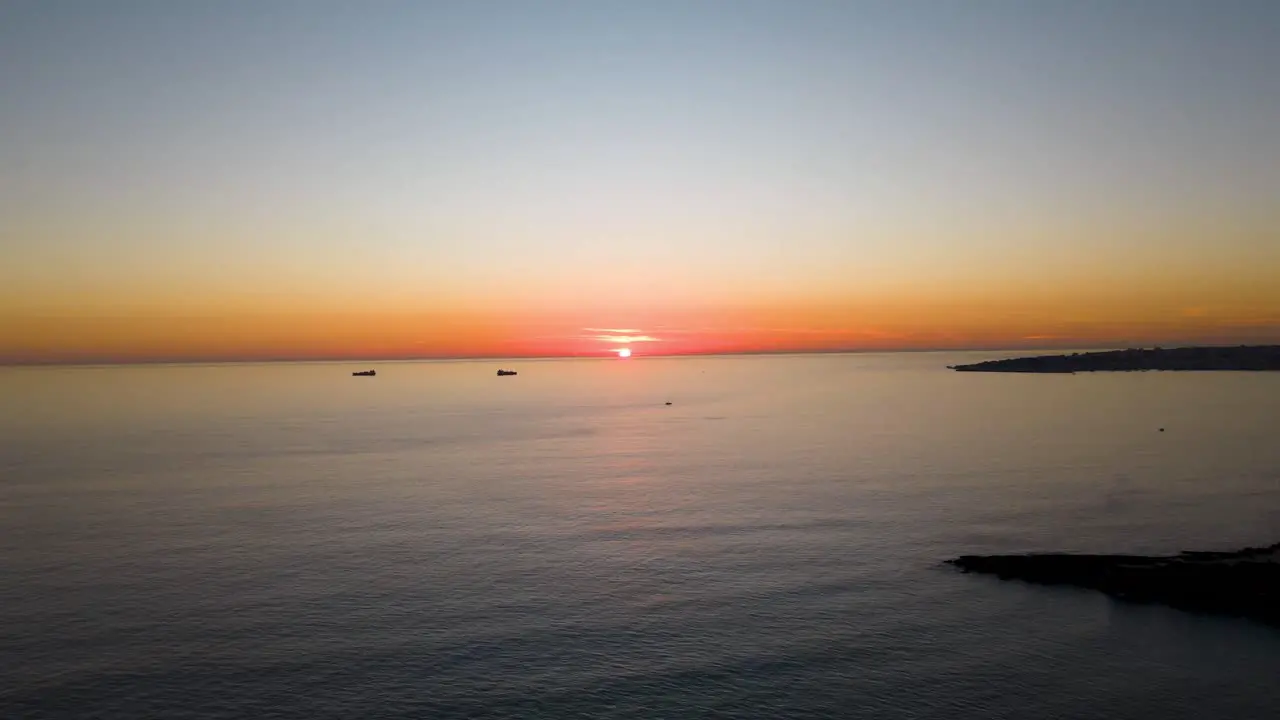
[3,1,1278,364]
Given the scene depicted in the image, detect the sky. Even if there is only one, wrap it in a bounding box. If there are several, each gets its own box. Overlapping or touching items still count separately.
[2,0,1278,364]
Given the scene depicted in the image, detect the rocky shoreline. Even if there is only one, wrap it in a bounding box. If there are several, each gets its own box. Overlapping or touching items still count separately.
[947,542,1280,626]
[949,345,1280,373]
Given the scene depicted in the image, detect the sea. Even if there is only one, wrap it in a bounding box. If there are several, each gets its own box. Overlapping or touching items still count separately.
[3,352,1279,719]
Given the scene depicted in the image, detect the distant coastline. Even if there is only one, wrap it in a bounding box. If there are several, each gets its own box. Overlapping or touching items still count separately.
[950,345,1280,373]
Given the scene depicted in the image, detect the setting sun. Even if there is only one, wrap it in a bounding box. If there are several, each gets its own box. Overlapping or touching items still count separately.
[616,348,632,358]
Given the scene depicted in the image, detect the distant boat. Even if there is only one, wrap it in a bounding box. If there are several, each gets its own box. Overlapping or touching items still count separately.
[497,369,517,376]
[352,370,376,377]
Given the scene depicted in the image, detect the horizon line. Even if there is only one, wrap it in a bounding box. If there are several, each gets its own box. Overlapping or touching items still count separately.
[5,343,1271,369]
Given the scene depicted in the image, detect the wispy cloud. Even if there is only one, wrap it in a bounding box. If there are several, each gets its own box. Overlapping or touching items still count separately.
[579,328,661,344]
[585,334,662,344]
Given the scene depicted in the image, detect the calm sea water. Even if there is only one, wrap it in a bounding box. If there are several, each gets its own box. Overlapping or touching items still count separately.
[3,352,1280,719]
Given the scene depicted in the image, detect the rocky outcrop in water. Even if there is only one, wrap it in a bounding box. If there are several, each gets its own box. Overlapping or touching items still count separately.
[947,543,1280,626]
[949,346,1280,373]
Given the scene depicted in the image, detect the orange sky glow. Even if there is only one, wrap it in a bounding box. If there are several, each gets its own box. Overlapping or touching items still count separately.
[6,275,1279,364]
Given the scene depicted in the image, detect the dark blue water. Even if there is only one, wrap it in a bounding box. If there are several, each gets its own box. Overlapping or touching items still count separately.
[4,354,1280,718]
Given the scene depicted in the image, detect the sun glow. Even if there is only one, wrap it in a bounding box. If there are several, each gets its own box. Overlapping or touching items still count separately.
[616,347,632,358]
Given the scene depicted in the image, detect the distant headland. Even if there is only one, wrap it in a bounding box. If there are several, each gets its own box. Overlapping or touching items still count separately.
[949,345,1280,373]
[947,542,1280,627]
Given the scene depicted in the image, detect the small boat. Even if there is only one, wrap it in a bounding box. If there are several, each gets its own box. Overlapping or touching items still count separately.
[496,369,517,376]
[352,369,376,377]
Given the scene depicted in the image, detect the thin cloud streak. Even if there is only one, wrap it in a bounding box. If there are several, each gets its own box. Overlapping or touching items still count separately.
[585,334,662,344]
